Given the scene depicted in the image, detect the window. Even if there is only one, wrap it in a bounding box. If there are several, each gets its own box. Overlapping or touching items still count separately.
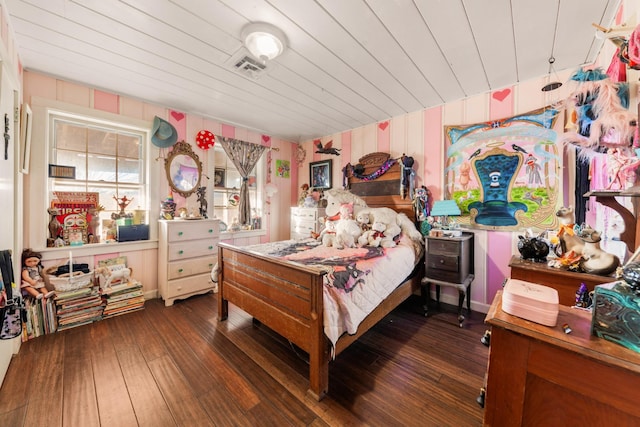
[48,112,148,243]
[211,145,264,231]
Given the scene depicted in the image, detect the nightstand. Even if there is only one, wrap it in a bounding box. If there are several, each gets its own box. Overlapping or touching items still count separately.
[421,231,474,327]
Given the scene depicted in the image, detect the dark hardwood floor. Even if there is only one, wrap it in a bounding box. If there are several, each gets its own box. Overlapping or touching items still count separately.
[0,293,489,426]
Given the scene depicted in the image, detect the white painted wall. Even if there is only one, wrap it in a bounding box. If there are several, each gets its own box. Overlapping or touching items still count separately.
[0,58,23,385]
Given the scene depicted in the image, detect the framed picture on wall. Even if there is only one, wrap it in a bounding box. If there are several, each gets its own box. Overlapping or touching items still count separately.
[214,168,226,187]
[309,159,332,190]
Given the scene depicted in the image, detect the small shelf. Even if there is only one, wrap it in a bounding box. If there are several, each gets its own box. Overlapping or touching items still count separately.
[585,190,640,253]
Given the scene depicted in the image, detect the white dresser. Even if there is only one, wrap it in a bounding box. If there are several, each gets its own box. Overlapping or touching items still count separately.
[290,207,325,240]
[158,219,220,306]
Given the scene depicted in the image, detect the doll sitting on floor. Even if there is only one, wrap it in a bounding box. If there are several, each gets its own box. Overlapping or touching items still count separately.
[21,248,54,299]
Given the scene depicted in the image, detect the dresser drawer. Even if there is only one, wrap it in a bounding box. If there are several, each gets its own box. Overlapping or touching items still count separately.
[168,256,216,280]
[292,220,316,237]
[166,221,219,243]
[165,273,212,298]
[168,238,219,261]
[291,208,324,221]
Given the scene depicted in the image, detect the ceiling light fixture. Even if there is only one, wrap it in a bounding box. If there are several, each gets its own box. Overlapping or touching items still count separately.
[542,1,563,92]
[541,56,563,92]
[242,22,287,63]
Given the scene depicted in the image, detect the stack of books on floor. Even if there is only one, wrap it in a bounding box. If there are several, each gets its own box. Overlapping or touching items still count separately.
[101,280,145,318]
[54,286,104,331]
[23,296,57,340]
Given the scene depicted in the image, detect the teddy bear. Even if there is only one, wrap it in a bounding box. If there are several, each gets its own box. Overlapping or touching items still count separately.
[355,211,371,233]
[324,189,423,245]
[318,219,339,247]
[382,221,402,242]
[358,221,385,247]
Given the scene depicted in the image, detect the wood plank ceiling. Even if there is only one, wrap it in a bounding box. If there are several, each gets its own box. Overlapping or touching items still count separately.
[5,0,622,142]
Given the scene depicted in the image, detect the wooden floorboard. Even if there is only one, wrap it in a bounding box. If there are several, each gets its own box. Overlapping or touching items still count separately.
[0,293,488,426]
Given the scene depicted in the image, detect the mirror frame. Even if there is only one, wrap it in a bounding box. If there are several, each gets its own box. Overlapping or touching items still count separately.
[164,140,203,198]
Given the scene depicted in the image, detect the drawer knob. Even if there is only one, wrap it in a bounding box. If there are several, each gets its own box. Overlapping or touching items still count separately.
[439,259,444,264]
[208,263,213,268]
[178,268,183,273]
[178,231,183,236]
[179,250,184,255]
[208,229,213,233]
[208,246,213,250]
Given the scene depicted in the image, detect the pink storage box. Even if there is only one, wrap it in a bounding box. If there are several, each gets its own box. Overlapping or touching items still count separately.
[502,279,559,327]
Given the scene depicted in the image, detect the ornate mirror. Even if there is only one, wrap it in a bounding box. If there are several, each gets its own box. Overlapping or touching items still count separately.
[164,140,202,198]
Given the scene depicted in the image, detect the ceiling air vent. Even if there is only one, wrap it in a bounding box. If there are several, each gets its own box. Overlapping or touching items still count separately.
[232,54,269,79]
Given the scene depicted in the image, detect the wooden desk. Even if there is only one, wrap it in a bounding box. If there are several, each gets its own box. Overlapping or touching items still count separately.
[509,256,613,306]
[484,291,640,426]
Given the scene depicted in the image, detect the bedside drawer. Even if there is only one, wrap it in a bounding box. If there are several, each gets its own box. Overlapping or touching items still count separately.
[427,254,459,272]
[428,239,459,254]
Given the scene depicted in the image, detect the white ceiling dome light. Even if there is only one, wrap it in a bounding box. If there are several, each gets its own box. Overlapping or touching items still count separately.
[242,22,287,62]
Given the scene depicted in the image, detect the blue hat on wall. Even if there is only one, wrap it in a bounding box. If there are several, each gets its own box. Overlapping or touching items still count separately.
[151,116,178,148]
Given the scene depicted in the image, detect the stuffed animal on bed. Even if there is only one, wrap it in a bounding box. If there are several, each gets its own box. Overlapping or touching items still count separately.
[355,211,371,233]
[358,221,387,247]
[324,189,423,245]
[334,203,363,249]
[318,219,339,247]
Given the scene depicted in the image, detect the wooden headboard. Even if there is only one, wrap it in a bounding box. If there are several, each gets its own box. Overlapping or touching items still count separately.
[345,152,416,220]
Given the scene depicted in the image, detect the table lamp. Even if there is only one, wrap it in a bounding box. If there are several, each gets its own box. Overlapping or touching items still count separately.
[430,200,461,229]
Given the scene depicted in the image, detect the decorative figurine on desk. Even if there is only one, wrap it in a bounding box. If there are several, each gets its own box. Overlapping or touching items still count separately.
[21,249,54,299]
[575,283,593,308]
[577,226,620,276]
[554,206,583,258]
[517,230,549,263]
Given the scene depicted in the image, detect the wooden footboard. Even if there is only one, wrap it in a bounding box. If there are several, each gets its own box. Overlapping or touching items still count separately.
[217,242,424,400]
[217,242,330,399]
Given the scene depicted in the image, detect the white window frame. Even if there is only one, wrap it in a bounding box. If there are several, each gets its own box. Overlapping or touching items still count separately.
[48,111,147,219]
[26,97,158,253]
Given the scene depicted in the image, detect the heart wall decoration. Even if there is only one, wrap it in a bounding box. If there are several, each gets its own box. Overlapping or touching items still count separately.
[492,89,511,102]
[378,121,389,131]
[171,110,185,121]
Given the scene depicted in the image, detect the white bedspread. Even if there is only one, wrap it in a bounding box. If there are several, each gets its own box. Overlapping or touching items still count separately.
[239,234,422,348]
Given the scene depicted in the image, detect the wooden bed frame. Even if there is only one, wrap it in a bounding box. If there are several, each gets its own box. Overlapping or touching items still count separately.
[217,152,424,400]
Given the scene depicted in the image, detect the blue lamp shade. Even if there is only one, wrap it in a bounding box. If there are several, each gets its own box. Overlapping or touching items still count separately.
[431,200,461,217]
